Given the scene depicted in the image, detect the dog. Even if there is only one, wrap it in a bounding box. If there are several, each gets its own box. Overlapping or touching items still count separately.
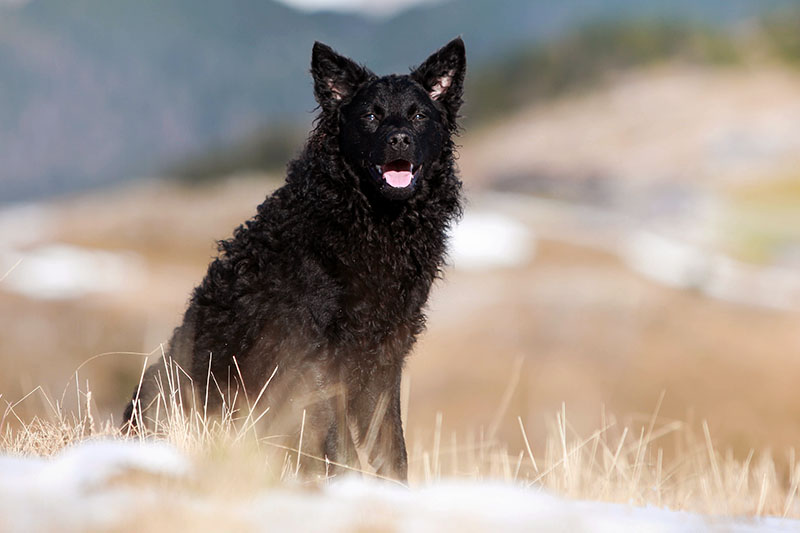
[123,37,466,482]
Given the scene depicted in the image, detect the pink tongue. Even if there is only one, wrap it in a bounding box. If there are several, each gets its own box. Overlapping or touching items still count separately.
[383,170,413,188]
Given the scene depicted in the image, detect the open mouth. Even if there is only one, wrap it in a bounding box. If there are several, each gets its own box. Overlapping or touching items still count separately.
[373,159,420,189]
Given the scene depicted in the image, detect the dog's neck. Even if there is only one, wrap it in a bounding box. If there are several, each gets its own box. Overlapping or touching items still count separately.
[284,134,462,285]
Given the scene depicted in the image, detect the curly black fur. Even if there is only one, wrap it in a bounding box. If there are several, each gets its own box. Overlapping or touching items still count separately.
[123,38,466,481]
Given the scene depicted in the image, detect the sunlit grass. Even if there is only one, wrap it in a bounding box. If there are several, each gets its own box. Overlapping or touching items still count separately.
[2,368,800,521]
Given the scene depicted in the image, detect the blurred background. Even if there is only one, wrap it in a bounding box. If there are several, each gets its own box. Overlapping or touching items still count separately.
[2,0,800,461]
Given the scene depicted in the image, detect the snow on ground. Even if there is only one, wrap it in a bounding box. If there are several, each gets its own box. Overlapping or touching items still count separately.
[621,229,800,311]
[0,440,798,532]
[0,243,146,300]
[0,440,189,532]
[0,203,146,300]
[448,210,535,270]
[479,192,800,312]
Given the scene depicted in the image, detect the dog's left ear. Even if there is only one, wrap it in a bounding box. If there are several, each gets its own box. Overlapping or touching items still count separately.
[411,37,466,126]
[312,42,373,111]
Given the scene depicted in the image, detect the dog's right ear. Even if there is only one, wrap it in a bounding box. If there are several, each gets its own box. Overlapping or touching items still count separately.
[311,42,373,111]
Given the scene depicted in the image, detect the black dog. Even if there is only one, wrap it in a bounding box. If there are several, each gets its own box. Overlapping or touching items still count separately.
[123,38,466,481]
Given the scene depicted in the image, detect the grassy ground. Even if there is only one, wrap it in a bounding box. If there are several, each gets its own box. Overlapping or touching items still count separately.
[2,176,800,468]
[3,377,800,521]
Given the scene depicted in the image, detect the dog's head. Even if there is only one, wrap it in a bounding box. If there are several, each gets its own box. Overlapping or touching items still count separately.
[311,38,466,201]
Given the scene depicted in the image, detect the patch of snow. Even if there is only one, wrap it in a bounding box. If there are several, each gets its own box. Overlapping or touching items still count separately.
[276,0,433,17]
[621,229,800,311]
[622,230,710,289]
[0,203,146,300]
[0,442,798,532]
[0,440,189,532]
[448,211,535,270]
[0,244,145,300]
[50,439,190,489]
[0,440,189,493]
[247,478,800,533]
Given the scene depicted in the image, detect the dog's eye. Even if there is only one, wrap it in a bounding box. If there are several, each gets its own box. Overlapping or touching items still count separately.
[364,113,377,122]
[413,113,426,121]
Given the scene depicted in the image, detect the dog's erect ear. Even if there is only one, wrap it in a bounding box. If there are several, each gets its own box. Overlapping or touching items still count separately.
[411,37,466,124]
[312,42,373,111]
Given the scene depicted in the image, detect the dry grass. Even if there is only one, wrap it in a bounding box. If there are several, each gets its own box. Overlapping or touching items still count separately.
[2,367,800,521]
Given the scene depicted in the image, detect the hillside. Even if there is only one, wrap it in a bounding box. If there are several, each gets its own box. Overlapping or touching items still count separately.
[1,0,798,202]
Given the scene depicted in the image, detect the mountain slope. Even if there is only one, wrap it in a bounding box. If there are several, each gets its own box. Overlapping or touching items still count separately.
[0,0,796,202]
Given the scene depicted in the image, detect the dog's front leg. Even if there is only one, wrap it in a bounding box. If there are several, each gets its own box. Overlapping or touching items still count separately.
[348,367,408,483]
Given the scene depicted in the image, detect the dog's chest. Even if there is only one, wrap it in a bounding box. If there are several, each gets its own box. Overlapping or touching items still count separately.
[325,228,437,341]
[343,244,430,315]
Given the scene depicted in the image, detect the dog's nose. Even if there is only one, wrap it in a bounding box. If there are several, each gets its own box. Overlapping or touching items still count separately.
[387,132,411,147]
